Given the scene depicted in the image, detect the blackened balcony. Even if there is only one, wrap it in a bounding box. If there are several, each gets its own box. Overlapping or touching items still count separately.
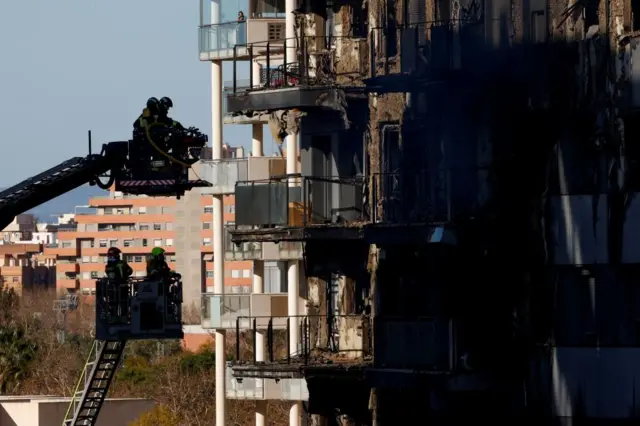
[230,314,372,379]
[230,174,366,243]
[366,20,480,92]
[226,35,368,114]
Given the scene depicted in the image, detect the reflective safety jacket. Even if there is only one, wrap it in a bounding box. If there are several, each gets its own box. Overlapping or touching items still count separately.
[105,260,133,281]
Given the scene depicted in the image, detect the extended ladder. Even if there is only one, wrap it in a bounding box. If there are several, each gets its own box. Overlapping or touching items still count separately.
[62,340,127,426]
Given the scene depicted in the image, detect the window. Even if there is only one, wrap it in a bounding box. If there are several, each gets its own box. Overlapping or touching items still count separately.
[109,240,118,247]
[224,205,235,214]
[231,270,240,278]
[90,271,99,279]
[351,3,368,38]
[104,207,113,215]
[206,271,214,278]
[203,222,211,230]
[138,206,147,214]
[204,206,213,214]
[90,240,95,248]
[202,238,212,246]
[153,239,163,247]
[166,222,173,231]
[91,256,99,263]
[61,241,72,248]
[153,223,162,231]
[166,238,174,247]
[82,272,90,279]
[242,269,251,278]
[99,239,107,248]
[142,239,148,247]
[139,223,150,231]
[82,256,90,263]
[126,255,134,262]
[134,256,144,263]
[123,239,133,247]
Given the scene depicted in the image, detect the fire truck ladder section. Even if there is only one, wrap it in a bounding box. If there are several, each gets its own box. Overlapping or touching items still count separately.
[62,340,127,426]
[0,154,113,231]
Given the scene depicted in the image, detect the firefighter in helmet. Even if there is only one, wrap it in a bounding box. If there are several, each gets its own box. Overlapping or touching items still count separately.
[105,247,133,322]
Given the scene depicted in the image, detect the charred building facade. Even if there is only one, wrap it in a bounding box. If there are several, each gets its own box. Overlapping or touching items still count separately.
[207,0,640,423]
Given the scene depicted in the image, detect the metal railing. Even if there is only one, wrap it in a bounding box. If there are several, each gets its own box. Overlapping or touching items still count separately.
[230,35,367,94]
[224,226,262,260]
[369,20,481,79]
[201,293,251,329]
[233,174,366,229]
[371,169,452,224]
[201,158,249,192]
[373,317,456,371]
[199,21,247,55]
[234,314,372,366]
[226,363,264,399]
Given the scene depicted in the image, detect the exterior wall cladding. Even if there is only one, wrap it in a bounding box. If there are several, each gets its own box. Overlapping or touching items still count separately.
[225,0,640,423]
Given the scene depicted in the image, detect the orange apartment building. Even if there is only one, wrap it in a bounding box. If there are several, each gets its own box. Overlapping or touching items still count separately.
[0,243,56,296]
[45,190,252,304]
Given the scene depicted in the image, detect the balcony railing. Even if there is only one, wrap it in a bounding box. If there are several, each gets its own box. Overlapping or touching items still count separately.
[199,21,247,59]
[200,158,248,195]
[226,364,264,399]
[229,35,368,95]
[369,20,475,80]
[201,293,288,330]
[233,315,372,366]
[233,175,366,229]
[371,169,451,224]
[225,227,262,260]
[373,317,456,372]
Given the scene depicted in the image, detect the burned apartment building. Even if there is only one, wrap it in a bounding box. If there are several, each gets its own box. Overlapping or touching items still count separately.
[207,0,640,423]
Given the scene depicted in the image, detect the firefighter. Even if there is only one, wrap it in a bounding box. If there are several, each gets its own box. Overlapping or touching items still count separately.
[157,97,184,130]
[105,247,133,322]
[133,97,161,133]
[146,247,173,279]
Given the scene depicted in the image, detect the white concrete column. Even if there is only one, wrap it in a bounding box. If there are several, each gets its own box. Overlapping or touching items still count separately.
[253,260,266,426]
[253,260,265,362]
[212,0,221,24]
[212,59,226,426]
[285,0,297,66]
[288,260,299,356]
[252,125,264,157]
[252,60,262,89]
[289,401,301,426]
[287,132,298,186]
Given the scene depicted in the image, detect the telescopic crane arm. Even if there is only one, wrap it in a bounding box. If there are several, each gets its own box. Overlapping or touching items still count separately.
[0,128,210,230]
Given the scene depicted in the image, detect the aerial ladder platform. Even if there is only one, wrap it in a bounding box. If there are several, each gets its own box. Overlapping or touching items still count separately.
[62,341,126,426]
[0,127,204,426]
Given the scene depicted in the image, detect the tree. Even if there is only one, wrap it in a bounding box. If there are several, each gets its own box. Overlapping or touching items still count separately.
[129,405,179,426]
[0,326,37,392]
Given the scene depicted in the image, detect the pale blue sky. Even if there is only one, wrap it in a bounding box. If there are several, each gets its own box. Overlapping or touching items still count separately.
[0,0,276,187]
